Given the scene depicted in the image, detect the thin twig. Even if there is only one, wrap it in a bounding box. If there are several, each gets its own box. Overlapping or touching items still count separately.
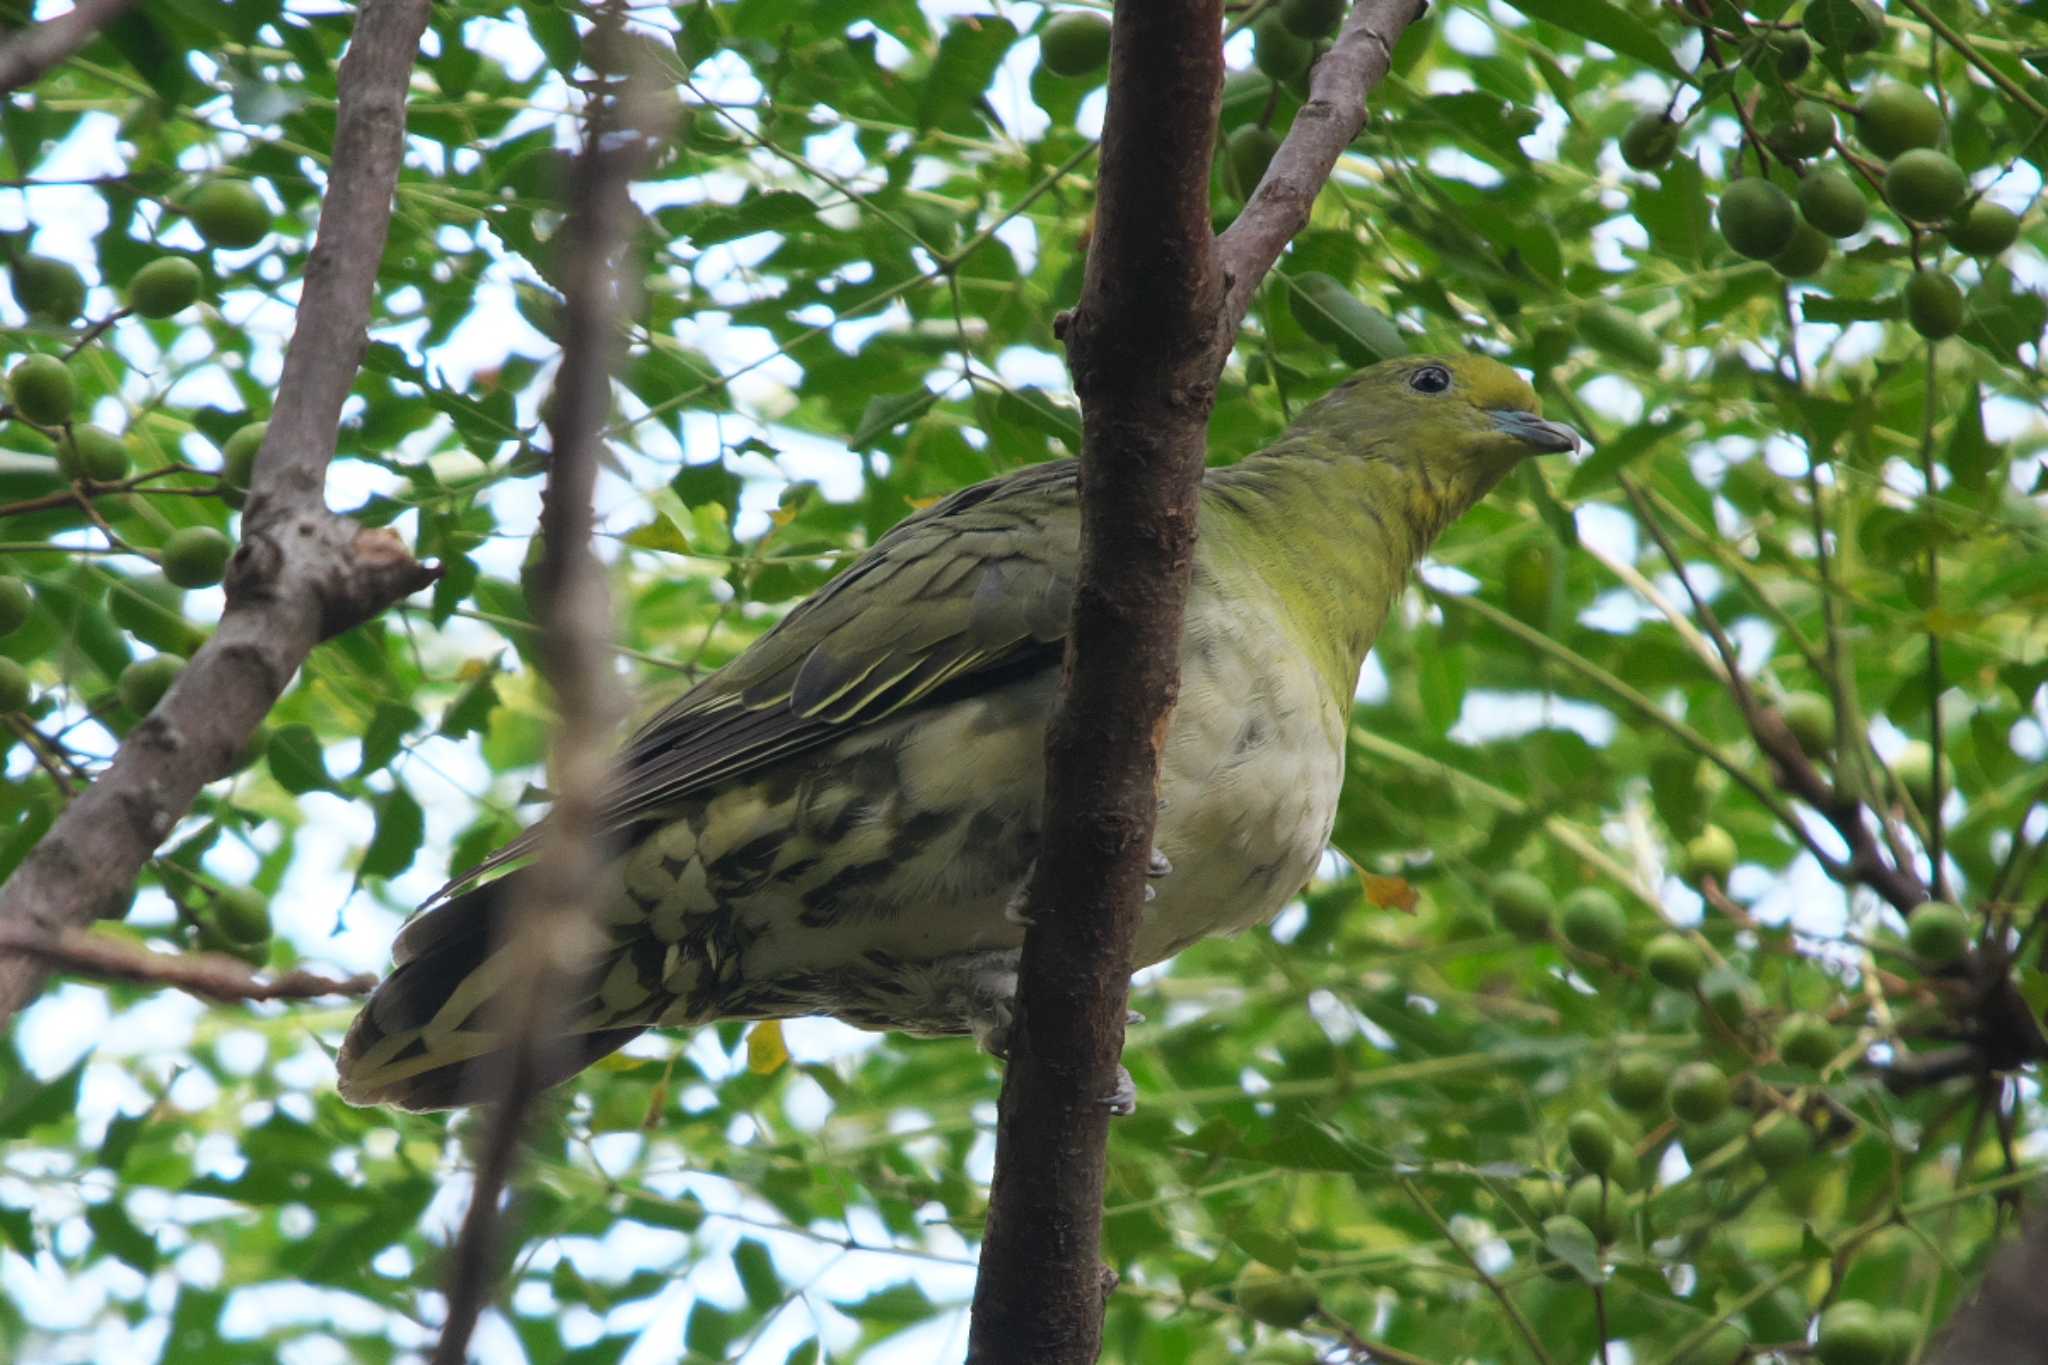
[1394,1175,1558,1365]
[0,926,374,1002]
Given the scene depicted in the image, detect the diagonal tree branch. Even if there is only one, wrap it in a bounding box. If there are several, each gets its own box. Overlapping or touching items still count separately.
[967,2,1425,1359]
[0,925,374,1002]
[0,0,437,1032]
[0,0,137,97]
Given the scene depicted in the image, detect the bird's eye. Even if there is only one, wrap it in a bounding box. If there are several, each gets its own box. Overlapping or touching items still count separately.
[1410,365,1452,394]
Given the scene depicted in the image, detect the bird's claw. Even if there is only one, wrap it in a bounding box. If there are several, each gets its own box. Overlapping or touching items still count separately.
[1099,1066,1138,1116]
[1147,848,1172,878]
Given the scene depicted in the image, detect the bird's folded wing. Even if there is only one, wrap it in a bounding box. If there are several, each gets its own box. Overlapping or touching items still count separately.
[429,459,1082,904]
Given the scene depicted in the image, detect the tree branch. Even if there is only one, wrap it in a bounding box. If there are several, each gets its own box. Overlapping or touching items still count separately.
[0,926,374,1002]
[0,0,436,1031]
[0,0,137,97]
[428,8,647,1359]
[967,2,1423,1360]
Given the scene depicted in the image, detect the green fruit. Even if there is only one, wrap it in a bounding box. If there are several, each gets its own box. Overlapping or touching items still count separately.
[1947,200,2021,256]
[117,653,184,713]
[1610,1053,1668,1112]
[1644,932,1706,990]
[1699,967,1759,1028]
[1579,304,1664,369]
[1489,870,1552,940]
[0,576,29,635]
[1718,177,1797,260]
[1772,220,1832,278]
[1039,12,1110,78]
[1814,0,1885,52]
[0,657,29,713]
[1566,1109,1617,1176]
[1561,887,1627,957]
[1279,0,1344,39]
[1681,1109,1750,1164]
[1780,691,1836,757]
[1874,1308,1920,1364]
[1892,738,1950,810]
[1518,1178,1563,1219]
[1675,1322,1748,1365]
[1772,34,1813,79]
[1677,826,1738,885]
[185,180,271,249]
[1619,112,1680,171]
[125,256,204,318]
[1903,270,1963,340]
[1856,83,1941,159]
[1253,14,1313,81]
[1233,1266,1318,1327]
[1799,167,1870,238]
[1748,1114,1815,1171]
[9,253,86,323]
[196,886,272,964]
[1777,1011,1838,1069]
[1566,1175,1623,1243]
[1227,125,1282,196]
[60,424,132,483]
[1816,1301,1890,1365]
[221,420,267,507]
[1907,900,1971,964]
[1288,272,1405,364]
[1885,148,1967,222]
[8,353,76,425]
[160,526,234,588]
[1770,101,1836,159]
[1667,1061,1731,1123]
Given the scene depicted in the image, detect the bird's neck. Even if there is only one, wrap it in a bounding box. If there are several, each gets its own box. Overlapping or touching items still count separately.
[1205,438,1497,704]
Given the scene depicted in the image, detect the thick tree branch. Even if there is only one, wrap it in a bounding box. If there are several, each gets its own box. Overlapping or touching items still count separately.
[1216,0,1426,336]
[0,0,436,1031]
[0,0,137,97]
[1929,1211,2048,1365]
[429,11,646,1360]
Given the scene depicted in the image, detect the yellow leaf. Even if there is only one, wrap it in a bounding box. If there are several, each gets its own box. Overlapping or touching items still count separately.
[747,1020,789,1074]
[906,492,945,510]
[1362,873,1419,915]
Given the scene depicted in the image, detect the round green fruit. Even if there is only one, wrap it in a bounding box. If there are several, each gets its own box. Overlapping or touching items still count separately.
[1799,167,1870,239]
[60,424,131,483]
[1233,1266,1318,1328]
[1718,177,1797,260]
[1874,1308,1920,1364]
[0,657,29,713]
[1816,1301,1890,1365]
[1561,887,1626,957]
[1772,34,1812,79]
[1253,14,1313,81]
[8,353,75,425]
[1643,932,1706,991]
[9,253,86,323]
[221,420,267,507]
[1279,0,1344,39]
[1903,270,1964,340]
[1885,148,1967,222]
[1039,12,1110,77]
[1610,1053,1668,1112]
[185,180,272,250]
[1667,1061,1731,1123]
[1776,1011,1837,1069]
[1907,900,1971,964]
[1947,199,2020,256]
[1771,220,1832,278]
[1566,1109,1617,1176]
[1519,1178,1563,1219]
[1748,1114,1814,1171]
[1579,304,1664,369]
[0,575,30,636]
[1619,112,1680,171]
[117,653,184,713]
[160,526,234,588]
[126,256,204,318]
[1816,0,1885,53]
[1770,101,1836,159]
[212,886,271,944]
[1892,738,1950,810]
[1856,83,1941,159]
[1566,1175,1623,1243]
[1675,1322,1748,1365]
[1678,825,1738,885]
[1227,125,1282,196]
[1681,1108,1750,1164]
[1489,870,1552,940]
[1699,967,1759,1028]
[1780,690,1836,757]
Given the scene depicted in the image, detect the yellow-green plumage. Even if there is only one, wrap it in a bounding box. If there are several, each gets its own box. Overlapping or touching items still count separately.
[337,355,1577,1109]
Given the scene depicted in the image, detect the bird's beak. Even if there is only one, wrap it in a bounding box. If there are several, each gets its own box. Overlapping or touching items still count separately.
[1489,408,1581,454]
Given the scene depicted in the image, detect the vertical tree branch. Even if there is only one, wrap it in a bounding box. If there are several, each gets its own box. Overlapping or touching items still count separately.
[428,9,648,1359]
[0,0,436,1031]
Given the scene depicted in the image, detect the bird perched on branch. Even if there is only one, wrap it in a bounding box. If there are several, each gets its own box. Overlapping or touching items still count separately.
[337,354,1578,1110]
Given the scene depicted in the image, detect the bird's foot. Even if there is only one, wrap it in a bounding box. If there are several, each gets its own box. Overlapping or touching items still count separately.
[1005,846,1169,922]
[1100,1065,1138,1116]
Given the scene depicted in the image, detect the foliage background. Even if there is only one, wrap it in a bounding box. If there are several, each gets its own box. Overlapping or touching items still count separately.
[2,0,2047,1361]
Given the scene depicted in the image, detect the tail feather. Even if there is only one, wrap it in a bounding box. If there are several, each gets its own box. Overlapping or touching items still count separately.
[336,880,652,1111]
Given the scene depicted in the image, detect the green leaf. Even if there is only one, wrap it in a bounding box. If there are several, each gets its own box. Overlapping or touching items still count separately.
[360,786,424,880]
[1501,0,1688,79]
[86,1200,160,1272]
[265,724,334,795]
[917,16,1017,132]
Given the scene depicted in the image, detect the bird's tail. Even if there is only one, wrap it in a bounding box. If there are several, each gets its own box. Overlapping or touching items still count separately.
[335,878,651,1111]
